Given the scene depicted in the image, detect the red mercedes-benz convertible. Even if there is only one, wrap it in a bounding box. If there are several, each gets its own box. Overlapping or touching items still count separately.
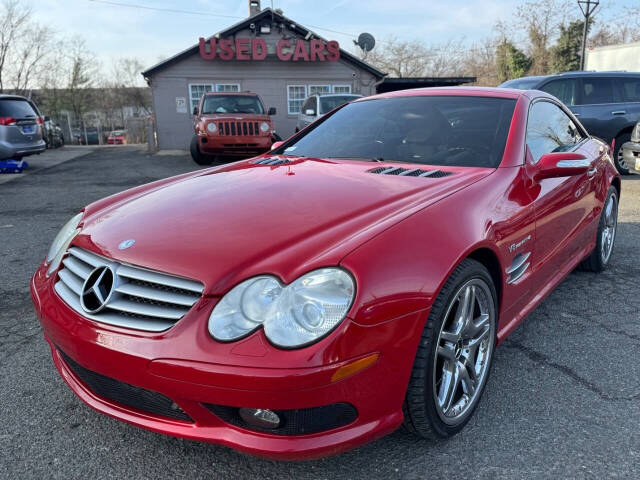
[31,87,620,460]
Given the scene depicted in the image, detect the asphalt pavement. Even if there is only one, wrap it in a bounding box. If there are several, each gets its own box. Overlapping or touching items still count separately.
[1,146,639,479]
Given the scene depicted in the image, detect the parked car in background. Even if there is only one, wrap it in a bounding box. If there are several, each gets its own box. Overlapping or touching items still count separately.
[621,121,640,174]
[43,117,64,148]
[190,92,279,165]
[107,130,127,145]
[0,94,46,160]
[296,93,363,132]
[500,71,640,174]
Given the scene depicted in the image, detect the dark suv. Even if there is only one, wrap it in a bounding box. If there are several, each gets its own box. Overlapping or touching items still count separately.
[500,71,640,174]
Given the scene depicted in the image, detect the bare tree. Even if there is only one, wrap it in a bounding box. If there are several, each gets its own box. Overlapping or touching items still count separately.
[0,0,30,92]
[11,23,54,96]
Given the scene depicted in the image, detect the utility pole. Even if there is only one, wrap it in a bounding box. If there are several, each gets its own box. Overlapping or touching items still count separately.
[578,0,599,70]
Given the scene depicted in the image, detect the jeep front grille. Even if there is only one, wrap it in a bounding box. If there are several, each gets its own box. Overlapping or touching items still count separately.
[218,121,260,136]
[54,247,204,332]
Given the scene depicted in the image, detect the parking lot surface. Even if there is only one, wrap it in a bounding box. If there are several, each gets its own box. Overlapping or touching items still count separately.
[1,147,639,479]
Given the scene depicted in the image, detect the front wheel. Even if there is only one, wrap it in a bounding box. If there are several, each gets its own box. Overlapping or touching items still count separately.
[403,259,497,439]
[190,136,214,165]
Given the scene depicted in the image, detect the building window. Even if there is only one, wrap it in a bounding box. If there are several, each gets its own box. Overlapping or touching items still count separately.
[287,85,307,115]
[189,84,214,112]
[333,85,351,94]
[309,85,331,96]
[216,84,240,92]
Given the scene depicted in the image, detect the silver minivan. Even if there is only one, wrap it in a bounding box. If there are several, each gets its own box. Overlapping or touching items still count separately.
[0,94,46,160]
[295,93,362,132]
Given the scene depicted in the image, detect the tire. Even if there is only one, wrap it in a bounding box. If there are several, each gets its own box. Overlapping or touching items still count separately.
[580,186,618,272]
[190,136,214,166]
[403,258,497,439]
[613,132,631,175]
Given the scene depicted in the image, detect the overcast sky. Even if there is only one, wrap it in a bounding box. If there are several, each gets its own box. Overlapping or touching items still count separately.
[31,0,637,73]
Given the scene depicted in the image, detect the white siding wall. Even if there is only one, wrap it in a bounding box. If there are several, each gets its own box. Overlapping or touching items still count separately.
[148,28,379,150]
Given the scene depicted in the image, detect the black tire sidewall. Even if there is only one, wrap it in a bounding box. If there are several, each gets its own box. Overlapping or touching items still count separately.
[595,187,618,269]
[190,136,214,165]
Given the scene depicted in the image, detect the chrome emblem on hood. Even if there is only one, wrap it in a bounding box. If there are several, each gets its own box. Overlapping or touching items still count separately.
[118,239,136,250]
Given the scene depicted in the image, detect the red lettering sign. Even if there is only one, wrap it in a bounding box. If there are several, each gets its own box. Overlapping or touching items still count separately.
[198,37,340,62]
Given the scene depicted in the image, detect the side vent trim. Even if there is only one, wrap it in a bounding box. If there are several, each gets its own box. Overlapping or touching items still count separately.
[253,157,291,166]
[506,252,531,284]
[368,167,454,178]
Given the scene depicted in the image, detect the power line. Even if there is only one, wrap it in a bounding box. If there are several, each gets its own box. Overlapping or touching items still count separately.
[86,0,358,38]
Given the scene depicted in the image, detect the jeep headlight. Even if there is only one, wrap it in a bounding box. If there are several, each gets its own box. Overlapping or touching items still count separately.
[206,122,217,133]
[209,268,355,348]
[45,212,83,276]
[260,121,270,133]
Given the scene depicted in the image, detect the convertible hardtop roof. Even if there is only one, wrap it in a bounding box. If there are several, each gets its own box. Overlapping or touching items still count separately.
[357,86,526,102]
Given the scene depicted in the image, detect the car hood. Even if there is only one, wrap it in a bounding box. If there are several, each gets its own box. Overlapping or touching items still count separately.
[200,114,270,122]
[76,158,493,294]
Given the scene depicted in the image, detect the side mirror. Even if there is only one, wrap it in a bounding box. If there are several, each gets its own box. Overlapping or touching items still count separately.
[192,106,199,115]
[535,152,590,181]
[268,107,276,115]
[305,109,316,116]
[271,141,284,151]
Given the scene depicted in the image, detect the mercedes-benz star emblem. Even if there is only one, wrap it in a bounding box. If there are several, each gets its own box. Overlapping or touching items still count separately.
[80,266,115,314]
[118,239,135,250]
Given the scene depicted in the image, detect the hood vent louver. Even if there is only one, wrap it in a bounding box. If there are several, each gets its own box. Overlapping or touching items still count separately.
[368,166,454,178]
[253,157,292,166]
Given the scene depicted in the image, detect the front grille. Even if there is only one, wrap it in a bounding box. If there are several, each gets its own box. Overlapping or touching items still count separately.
[368,166,454,178]
[218,121,260,136]
[58,349,193,422]
[204,403,358,436]
[54,247,204,332]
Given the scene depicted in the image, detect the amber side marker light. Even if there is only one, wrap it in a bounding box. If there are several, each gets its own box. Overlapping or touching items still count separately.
[331,353,380,383]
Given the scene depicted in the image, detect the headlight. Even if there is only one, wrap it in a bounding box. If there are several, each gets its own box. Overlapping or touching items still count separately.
[632,122,640,143]
[260,121,270,133]
[209,268,355,348]
[45,212,83,276]
[206,122,217,133]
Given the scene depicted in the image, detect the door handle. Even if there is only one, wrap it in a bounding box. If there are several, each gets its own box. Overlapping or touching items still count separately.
[611,110,626,115]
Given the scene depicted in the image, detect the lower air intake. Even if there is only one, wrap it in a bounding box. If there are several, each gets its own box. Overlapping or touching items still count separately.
[58,349,193,422]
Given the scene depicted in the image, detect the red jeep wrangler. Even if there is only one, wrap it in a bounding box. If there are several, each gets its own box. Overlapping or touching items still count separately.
[190,92,279,165]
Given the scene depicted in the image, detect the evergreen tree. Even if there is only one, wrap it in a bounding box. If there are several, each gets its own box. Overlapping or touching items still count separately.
[496,40,532,83]
[550,19,592,73]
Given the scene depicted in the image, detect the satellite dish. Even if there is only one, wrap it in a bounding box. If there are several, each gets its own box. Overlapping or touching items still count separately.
[355,32,375,52]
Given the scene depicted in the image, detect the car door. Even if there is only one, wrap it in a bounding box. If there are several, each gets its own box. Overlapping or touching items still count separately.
[568,76,620,142]
[612,76,640,135]
[525,99,597,285]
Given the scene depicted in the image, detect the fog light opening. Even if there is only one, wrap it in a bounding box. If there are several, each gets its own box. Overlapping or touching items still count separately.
[239,408,281,429]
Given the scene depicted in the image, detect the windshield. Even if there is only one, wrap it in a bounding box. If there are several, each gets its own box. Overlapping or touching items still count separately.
[281,96,517,168]
[202,95,264,114]
[319,95,360,114]
[499,78,540,90]
[110,131,124,136]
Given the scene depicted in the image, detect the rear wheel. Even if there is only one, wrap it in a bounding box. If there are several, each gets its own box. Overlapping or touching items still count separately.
[613,132,631,175]
[580,186,618,272]
[190,136,214,165]
[403,259,497,439]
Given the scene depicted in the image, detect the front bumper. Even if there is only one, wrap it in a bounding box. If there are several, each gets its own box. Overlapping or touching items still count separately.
[31,263,424,459]
[622,141,640,174]
[198,134,272,157]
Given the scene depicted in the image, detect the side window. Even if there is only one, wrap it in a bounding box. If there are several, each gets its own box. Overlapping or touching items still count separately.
[615,77,640,102]
[539,79,579,106]
[526,101,586,163]
[579,77,615,105]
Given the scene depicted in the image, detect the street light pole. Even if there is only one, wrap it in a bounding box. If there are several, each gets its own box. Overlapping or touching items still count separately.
[578,0,599,70]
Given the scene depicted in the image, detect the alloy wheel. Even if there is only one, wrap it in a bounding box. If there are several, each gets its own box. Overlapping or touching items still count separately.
[601,193,617,264]
[432,279,495,425]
